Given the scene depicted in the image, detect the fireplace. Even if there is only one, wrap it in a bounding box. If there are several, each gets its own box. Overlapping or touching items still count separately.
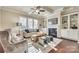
[48,28,57,37]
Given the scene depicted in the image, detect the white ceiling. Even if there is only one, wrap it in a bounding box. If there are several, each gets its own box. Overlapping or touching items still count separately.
[1,6,64,19]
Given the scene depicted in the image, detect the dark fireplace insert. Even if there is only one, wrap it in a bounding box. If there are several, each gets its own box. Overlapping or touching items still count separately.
[48,28,57,38]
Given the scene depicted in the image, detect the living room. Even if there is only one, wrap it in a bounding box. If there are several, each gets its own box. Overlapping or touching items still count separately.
[0,6,79,53]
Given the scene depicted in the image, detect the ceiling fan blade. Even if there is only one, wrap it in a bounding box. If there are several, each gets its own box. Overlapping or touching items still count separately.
[40,10,45,12]
[42,6,53,13]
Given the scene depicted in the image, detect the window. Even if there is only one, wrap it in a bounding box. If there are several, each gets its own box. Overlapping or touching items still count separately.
[19,16,38,31]
[28,18,33,29]
[19,16,28,30]
[34,19,38,29]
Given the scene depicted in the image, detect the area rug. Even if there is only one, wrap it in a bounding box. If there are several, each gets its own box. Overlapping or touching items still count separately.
[28,42,42,53]
[49,38,63,47]
[28,38,63,53]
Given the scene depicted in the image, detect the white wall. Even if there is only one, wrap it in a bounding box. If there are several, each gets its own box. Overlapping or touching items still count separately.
[1,10,20,31]
[0,9,1,29]
[38,19,44,29]
[47,9,62,37]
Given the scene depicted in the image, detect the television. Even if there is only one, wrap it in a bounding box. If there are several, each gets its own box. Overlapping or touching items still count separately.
[48,18,58,24]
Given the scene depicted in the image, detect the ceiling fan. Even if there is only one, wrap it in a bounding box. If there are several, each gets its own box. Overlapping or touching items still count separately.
[30,6,45,14]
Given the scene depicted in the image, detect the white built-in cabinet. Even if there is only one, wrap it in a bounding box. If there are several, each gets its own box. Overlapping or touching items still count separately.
[61,12,79,41]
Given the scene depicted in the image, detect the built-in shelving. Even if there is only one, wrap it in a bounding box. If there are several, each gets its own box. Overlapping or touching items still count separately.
[61,13,78,29]
[61,12,79,41]
[62,16,68,29]
[70,14,78,29]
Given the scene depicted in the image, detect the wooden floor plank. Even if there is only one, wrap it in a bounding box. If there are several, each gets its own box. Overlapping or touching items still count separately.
[49,39,79,53]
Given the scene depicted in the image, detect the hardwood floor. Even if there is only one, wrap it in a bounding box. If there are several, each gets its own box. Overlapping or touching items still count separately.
[0,31,79,53]
[49,39,79,53]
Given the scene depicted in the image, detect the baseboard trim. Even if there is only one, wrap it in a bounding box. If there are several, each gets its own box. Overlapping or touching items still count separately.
[59,37,77,42]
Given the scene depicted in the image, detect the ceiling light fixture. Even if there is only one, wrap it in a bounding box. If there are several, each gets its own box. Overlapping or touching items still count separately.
[31,6,45,14]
